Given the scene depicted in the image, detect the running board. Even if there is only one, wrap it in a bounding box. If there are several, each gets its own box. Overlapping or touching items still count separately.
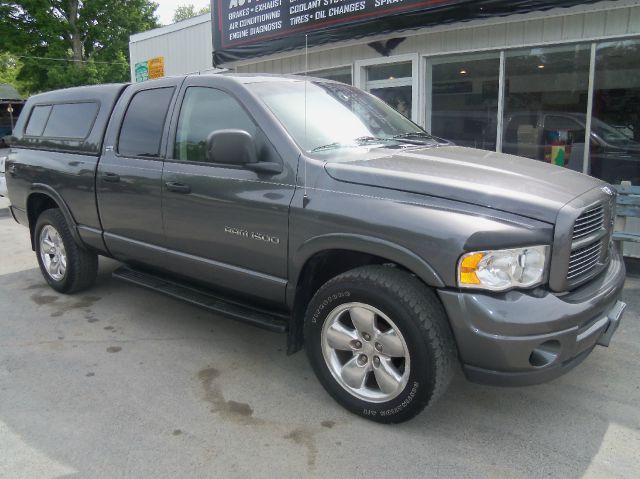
[112,267,289,333]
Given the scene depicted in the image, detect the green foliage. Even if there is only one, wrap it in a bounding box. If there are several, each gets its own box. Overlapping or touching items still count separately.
[0,53,29,97]
[0,1,160,93]
[173,3,211,23]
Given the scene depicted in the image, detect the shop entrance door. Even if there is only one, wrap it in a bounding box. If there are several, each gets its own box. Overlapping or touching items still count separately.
[357,56,419,124]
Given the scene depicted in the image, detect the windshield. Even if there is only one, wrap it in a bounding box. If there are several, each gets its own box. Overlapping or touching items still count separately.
[246,80,437,152]
[591,117,636,144]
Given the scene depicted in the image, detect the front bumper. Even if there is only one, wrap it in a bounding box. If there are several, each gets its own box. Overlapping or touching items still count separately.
[438,250,626,386]
[0,173,6,197]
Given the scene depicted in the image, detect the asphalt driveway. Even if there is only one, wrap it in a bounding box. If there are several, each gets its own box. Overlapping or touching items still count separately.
[0,196,638,478]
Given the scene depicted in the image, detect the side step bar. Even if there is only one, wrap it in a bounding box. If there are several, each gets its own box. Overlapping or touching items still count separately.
[112,266,289,333]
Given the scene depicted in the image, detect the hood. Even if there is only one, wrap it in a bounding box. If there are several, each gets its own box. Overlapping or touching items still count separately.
[324,146,605,223]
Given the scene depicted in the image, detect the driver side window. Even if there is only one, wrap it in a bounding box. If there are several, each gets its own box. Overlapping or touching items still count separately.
[174,87,257,163]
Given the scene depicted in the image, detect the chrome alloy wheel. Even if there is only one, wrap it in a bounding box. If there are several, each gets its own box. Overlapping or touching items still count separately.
[321,302,410,403]
[39,225,67,281]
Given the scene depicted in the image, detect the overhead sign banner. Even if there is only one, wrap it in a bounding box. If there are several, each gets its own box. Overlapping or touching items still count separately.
[212,0,600,65]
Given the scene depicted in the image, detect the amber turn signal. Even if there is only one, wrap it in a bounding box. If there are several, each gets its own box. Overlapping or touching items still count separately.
[459,252,484,285]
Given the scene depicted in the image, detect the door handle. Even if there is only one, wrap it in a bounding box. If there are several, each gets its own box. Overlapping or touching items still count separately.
[165,181,191,194]
[102,172,120,183]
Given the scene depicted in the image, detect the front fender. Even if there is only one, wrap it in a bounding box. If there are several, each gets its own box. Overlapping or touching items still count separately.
[290,232,445,292]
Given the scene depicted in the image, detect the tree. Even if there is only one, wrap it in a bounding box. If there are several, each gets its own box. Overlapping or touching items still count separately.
[0,53,29,97]
[0,1,160,93]
[173,3,210,23]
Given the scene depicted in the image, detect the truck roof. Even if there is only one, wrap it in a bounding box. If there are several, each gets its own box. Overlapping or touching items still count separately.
[26,83,130,104]
[192,72,330,84]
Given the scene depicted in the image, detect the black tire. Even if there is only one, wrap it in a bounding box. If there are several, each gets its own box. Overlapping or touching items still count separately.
[34,208,98,294]
[304,265,457,423]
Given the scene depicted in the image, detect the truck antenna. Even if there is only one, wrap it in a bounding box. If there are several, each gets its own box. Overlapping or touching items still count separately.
[303,34,310,208]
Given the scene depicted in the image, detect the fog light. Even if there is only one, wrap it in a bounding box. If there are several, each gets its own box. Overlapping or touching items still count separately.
[529,340,561,367]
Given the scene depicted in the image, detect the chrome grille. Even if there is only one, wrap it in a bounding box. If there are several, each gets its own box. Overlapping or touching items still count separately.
[567,241,602,280]
[572,205,604,240]
[550,190,614,292]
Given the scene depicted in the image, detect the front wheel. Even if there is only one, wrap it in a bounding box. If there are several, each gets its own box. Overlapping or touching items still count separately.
[35,208,98,294]
[304,265,457,423]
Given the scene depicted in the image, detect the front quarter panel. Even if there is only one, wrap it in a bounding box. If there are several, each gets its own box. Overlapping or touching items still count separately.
[289,160,554,294]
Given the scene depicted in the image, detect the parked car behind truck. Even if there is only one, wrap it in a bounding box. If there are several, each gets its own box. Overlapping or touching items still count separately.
[5,74,626,423]
[503,111,640,184]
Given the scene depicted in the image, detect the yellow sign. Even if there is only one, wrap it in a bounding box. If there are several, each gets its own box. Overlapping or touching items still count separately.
[147,56,165,80]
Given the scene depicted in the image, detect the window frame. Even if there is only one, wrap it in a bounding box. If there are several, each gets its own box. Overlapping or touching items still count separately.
[426,50,502,150]
[115,86,176,160]
[354,53,420,124]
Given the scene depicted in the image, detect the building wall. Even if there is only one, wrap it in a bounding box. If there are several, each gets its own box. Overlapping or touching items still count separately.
[129,14,214,80]
[235,1,640,74]
[128,2,640,78]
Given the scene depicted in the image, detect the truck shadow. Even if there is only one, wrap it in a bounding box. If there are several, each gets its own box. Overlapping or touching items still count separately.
[0,263,638,477]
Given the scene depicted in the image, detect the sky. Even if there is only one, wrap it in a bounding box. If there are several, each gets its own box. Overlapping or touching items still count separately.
[155,0,211,25]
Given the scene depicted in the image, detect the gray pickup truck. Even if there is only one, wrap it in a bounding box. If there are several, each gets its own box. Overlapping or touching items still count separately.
[5,74,626,423]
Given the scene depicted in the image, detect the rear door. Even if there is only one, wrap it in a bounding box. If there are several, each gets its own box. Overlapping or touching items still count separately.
[98,78,181,265]
[161,78,296,305]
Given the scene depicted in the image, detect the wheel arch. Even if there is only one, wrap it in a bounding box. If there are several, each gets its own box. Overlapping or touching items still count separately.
[27,184,83,251]
[286,234,445,354]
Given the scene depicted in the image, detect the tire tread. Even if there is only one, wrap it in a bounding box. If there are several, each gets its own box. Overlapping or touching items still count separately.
[35,209,98,294]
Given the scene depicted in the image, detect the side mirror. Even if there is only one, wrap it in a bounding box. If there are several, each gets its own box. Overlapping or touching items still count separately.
[205,129,283,174]
[206,129,257,165]
[590,135,603,150]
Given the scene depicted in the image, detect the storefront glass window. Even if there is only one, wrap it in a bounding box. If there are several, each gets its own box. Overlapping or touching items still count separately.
[430,54,500,150]
[590,40,640,184]
[365,62,412,119]
[503,44,591,172]
[309,66,352,85]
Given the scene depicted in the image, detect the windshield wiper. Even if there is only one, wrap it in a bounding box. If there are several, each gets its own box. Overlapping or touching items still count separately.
[353,136,405,145]
[311,137,394,152]
[392,132,439,144]
[311,142,345,152]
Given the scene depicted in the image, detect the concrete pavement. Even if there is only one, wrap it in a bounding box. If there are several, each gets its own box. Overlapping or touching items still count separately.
[0,196,639,478]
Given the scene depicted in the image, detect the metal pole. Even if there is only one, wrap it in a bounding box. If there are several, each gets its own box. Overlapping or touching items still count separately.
[496,50,506,153]
[583,43,597,175]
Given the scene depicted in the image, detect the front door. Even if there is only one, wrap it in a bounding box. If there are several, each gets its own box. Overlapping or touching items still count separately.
[161,84,295,305]
[98,79,180,265]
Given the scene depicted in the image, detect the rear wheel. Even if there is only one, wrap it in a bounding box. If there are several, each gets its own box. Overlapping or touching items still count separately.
[35,209,98,293]
[304,265,457,423]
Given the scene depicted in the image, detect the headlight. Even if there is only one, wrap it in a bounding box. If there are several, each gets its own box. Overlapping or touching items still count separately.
[457,245,549,291]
